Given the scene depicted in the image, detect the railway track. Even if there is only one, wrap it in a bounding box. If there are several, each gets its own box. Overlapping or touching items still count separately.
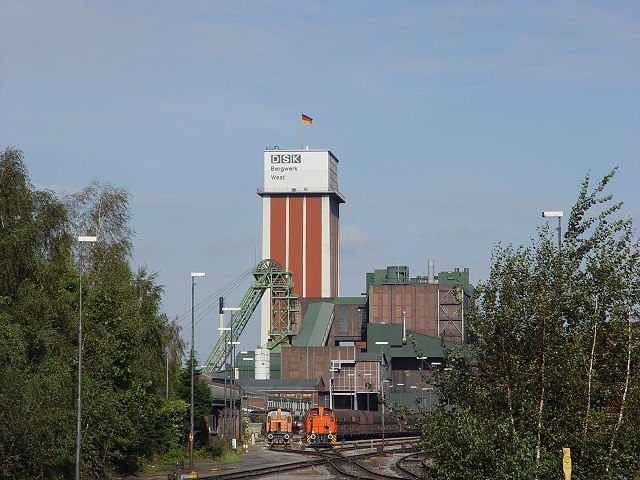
[198,441,423,479]
[197,455,325,479]
[396,452,428,478]
[314,447,418,479]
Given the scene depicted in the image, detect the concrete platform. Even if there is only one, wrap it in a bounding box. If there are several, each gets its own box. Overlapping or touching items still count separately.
[198,442,307,478]
[121,442,309,479]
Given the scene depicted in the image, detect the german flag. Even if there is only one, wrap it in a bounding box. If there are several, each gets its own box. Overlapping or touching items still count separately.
[301,113,313,125]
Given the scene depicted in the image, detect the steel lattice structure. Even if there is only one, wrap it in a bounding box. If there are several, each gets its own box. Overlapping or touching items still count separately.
[202,259,300,373]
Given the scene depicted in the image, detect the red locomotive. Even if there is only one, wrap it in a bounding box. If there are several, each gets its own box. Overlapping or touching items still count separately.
[303,406,337,446]
[303,407,414,446]
[265,407,294,446]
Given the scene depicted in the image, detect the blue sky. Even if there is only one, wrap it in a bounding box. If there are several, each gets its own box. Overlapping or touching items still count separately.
[2,1,639,361]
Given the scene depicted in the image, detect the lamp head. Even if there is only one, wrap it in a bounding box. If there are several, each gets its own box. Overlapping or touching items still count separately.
[542,211,563,218]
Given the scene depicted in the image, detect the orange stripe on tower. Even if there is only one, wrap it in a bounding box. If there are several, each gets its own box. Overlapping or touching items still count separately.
[306,196,322,297]
[288,197,304,295]
[270,197,287,270]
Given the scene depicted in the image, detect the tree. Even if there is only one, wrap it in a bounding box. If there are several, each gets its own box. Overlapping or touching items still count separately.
[0,147,77,479]
[173,357,214,447]
[65,182,180,477]
[420,168,640,480]
[166,318,187,394]
[0,148,189,478]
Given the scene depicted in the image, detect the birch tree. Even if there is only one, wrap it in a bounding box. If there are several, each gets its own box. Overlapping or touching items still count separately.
[420,168,640,480]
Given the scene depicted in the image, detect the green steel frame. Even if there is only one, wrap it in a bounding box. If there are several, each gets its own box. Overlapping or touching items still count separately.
[202,259,300,373]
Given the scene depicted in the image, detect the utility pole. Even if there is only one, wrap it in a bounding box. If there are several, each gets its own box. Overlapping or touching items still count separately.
[189,272,205,474]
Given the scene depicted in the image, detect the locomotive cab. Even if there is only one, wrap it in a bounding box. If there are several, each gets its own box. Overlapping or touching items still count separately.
[265,407,293,447]
[303,406,337,446]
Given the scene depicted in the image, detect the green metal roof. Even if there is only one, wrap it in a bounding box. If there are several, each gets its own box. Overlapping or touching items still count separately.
[332,296,367,305]
[366,323,456,359]
[294,301,334,347]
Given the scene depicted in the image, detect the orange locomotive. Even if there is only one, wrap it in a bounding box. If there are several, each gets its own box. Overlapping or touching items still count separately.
[303,406,337,446]
[303,407,416,446]
[265,407,293,447]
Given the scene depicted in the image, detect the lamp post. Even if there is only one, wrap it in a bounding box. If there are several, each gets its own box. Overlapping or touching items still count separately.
[417,356,428,372]
[381,379,390,453]
[542,211,563,250]
[228,340,241,445]
[75,235,97,480]
[240,355,253,443]
[189,272,205,474]
[218,326,231,437]
[352,355,358,410]
[364,373,372,411]
[222,306,240,446]
[410,385,418,411]
[417,355,428,410]
[347,373,356,409]
[375,341,388,453]
[329,364,340,409]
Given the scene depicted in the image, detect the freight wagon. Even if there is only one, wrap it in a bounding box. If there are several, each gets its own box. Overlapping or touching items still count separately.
[303,407,414,446]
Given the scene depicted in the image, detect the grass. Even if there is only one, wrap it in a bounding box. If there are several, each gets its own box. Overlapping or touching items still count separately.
[216,450,241,465]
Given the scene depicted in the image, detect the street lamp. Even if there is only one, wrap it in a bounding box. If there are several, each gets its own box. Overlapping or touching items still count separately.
[239,355,253,445]
[381,379,390,453]
[76,235,97,480]
[375,341,389,395]
[417,356,428,370]
[348,373,356,409]
[218,326,231,437]
[329,365,340,409]
[364,373,372,411]
[222,306,240,446]
[375,341,389,392]
[189,272,205,474]
[422,387,435,410]
[375,341,388,454]
[542,211,563,250]
[227,339,241,445]
[410,385,418,410]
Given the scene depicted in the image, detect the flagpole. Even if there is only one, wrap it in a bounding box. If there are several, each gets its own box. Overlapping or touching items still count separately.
[300,112,303,149]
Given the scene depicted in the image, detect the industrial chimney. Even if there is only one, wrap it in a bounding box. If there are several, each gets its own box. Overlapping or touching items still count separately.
[428,259,435,284]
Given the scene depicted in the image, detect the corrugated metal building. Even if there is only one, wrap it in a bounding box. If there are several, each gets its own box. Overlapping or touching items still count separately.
[222,264,471,415]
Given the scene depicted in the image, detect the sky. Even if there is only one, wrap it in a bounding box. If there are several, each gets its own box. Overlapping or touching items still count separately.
[2,1,639,363]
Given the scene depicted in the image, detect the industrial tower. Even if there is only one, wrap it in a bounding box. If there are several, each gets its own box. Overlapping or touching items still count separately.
[257,148,345,376]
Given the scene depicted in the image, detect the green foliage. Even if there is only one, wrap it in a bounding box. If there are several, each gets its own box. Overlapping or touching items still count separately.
[215,449,241,464]
[421,168,640,479]
[0,148,77,479]
[172,358,214,447]
[155,399,190,459]
[0,148,189,479]
[420,408,543,480]
[173,357,213,419]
